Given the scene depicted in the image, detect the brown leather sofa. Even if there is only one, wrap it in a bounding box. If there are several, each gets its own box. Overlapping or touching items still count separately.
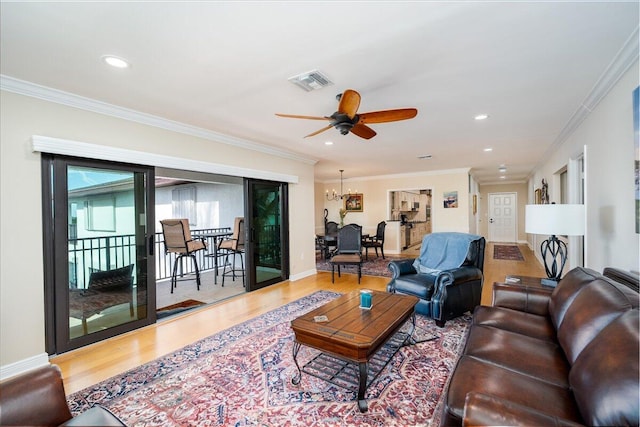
[0,364,126,426]
[440,266,639,426]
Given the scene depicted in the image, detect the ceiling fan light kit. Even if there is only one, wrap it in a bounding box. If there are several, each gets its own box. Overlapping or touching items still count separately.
[276,89,418,140]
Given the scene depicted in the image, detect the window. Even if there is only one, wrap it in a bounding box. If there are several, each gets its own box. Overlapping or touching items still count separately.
[85,195,116,231]
[172,186,197,225]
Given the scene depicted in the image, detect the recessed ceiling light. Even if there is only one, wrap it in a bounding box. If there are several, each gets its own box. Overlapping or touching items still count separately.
[483,148,493,152]
[474,114,489,121]
[498,167,507,173]
[500,176,506,179]
[102,55,130,69]
[324,141,333,146]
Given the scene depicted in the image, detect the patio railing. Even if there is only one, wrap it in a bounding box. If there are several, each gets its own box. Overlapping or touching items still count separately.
[69,227,231,289]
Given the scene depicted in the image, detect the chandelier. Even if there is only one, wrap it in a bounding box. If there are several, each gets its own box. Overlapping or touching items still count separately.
[326,169,356,201]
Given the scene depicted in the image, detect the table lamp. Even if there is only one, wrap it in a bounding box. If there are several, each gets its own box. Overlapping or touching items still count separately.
[525,203,585,287]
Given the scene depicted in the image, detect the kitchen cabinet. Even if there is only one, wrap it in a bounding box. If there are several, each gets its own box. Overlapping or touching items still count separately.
[389,189,432,224]
[410,227,420,246]
[405,221,431,247]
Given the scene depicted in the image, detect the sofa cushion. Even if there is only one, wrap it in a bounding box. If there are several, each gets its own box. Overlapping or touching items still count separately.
[569,309,639,426]
[549,267,600,329]
[492,283,553,316]
[463,392,585,427]
[463,325,570,387]
[557,276,640,364]
[443,355,582,425]
[473,305,556,342]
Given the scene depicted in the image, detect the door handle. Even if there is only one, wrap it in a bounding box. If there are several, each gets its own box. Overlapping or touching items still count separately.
[148,235,155,256]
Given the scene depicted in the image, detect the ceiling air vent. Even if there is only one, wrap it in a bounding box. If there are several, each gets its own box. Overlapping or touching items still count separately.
[288,69,333,92]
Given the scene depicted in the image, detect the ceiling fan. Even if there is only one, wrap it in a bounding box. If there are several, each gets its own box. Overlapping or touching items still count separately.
[275,89,418,140]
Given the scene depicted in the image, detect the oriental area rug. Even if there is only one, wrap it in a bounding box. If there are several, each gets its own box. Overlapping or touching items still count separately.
[68,291,471,427]
[493,244,525,261]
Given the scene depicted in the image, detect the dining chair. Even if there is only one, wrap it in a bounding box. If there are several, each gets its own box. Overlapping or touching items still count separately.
[330,223,363,283]
[160,219,207,293]
[362,221,386,260]
[324,220,339,257]
[219,217,245,286]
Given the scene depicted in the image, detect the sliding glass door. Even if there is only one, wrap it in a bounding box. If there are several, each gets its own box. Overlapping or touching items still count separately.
[244,179,289,291]
[43,155,155,353]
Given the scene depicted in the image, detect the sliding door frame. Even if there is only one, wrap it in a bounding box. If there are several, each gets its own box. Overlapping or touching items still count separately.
[42,154,156,354]
[244,178,290,292]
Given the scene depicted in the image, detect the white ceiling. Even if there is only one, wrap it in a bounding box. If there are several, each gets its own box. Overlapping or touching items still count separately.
[1,2,638,184]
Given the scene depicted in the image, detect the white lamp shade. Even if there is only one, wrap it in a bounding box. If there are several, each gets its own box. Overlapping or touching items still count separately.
[525,204,585,236]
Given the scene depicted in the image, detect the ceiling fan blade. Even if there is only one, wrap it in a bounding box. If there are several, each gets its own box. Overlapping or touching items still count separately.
[358,108,418,124]
[337,89,361,119]
[350,123,377,140]
[304,124,334,138]
[275,113,331,121]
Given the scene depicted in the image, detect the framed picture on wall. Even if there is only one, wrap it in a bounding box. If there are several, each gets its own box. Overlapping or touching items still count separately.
[443,191,458,208]
[344,194,363,212]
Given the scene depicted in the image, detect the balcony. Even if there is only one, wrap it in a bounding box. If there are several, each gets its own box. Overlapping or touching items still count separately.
[69,227,232,290]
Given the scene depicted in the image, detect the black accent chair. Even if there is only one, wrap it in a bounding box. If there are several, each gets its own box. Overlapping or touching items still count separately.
[330,223,363,283]
[362,221,386,260]
[387,232,485,327]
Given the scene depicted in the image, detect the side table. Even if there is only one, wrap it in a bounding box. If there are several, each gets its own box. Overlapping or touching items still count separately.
[504,275,555,288]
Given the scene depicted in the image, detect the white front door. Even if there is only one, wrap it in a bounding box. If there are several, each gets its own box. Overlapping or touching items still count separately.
[488,192,517,242]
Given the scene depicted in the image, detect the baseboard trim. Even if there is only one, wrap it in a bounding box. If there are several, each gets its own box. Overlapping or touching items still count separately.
[0,353,50,381]
[289,268,317,282]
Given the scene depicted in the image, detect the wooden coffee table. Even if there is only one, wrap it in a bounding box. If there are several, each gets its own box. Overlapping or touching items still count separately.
[290,290,419,412]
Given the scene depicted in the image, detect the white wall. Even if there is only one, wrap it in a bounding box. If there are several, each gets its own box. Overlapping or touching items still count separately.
[0,90,317,370]
[155,182,244,232]
[529,61,639,274]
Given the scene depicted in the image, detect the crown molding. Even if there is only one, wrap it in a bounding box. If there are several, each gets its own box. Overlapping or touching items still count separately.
[317,167,471,184]
[0,75,318,166]
[538,26,639,169]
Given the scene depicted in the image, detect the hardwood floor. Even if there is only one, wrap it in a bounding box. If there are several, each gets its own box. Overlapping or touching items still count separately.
[52,242,545,394]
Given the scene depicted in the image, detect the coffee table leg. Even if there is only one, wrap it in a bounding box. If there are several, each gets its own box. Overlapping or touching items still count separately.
[291,342,302,385]
[403,312,417,346]
[357,362,368,412]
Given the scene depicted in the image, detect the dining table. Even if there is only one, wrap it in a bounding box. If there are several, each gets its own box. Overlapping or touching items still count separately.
[194,230,233,284]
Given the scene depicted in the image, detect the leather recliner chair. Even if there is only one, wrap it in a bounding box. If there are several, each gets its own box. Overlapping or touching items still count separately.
[387,233,485,327]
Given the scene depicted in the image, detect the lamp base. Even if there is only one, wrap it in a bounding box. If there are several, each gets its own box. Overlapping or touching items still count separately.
[541,278,559,288]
